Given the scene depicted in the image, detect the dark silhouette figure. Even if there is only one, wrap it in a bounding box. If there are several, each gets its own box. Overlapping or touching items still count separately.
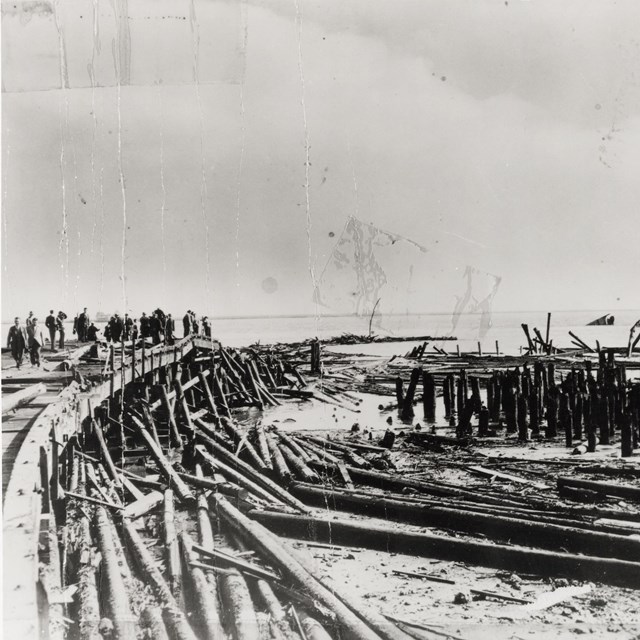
[7,317,28,368]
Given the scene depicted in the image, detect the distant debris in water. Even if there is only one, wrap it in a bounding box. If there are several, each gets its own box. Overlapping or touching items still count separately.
[587,314,615,326]
[329,333,457,345]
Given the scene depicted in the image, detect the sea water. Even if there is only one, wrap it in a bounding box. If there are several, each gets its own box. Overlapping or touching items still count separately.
[3,309,639,356]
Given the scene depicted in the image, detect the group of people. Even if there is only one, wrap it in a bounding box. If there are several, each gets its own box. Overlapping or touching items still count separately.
[6,307,215,369]
[6,310,66,368]
[183,310,212,338]
[73,308,99,343]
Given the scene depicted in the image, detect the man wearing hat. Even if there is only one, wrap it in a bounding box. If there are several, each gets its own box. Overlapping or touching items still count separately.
[7,317,28,368]
[27,317,46,367]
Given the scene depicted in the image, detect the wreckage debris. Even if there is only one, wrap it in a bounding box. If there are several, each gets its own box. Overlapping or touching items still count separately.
[3,329,640,639]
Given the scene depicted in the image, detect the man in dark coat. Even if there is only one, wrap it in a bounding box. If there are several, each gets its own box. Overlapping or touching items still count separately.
[27,318,46,367]
[56,311,67,349]
[165,314,175,345]
[87,323,99,342]
[7,317,28,368]
[139,312,150,339]
[150,313,162,345]
[202,316,211,338]
[110,314,124,343]
[183,311,191,338]
[123,313,133,340]
[155,308,166,328]
[45,310,57,351]
[77,308,89,341]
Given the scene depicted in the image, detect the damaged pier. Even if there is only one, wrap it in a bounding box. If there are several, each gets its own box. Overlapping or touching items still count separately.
[2,331,640,639]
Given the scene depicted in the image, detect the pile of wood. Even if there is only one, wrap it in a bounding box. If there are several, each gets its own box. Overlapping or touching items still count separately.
[13,334,640,640]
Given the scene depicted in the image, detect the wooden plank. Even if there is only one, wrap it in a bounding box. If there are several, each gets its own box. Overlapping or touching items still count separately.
[3,384,79,640]
[2,383,47,416]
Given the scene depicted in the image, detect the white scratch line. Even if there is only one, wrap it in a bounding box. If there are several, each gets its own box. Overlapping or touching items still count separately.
[443,231,488,249]
[235,0,249,288]
[112,0,128,311]
[293,0,319,325]
[190,0,212,301]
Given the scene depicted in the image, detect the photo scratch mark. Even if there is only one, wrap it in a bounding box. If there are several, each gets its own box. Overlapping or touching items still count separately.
[235,0,249,288]
[52,0,70,292]
[112,0,128,310]
[157,83,168,299]
[293,0,319,324]
[443,231,488,249]
[190,0,212,301]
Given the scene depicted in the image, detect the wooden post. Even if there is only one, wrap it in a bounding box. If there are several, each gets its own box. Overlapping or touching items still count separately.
[395,377,404,410]
[129,416,194,503]
[621,414,633,457]
[50,426,60,507]
[443,377,452,418]
[109,345,115,398]
[478,406,489,437]
[599,396,610,445]
[517,394,528,442]
[173,379,194,434]
[198,371,220,421]
[422,371,436,423]
[401,368,421,421]
[39,446,50,514]
[131,338,136,381]
[164,490,183,602]
[160,385,182,449]
[94,507,136,639]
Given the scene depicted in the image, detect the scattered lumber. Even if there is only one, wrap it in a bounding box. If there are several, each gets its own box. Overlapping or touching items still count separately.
[249,510,640,589]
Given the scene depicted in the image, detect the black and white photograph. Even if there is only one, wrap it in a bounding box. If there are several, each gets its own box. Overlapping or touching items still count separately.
[2,1,640,638]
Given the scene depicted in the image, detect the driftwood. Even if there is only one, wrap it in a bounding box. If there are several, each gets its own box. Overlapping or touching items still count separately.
[129,415,194,503]
[178,531,226,640]
[288,482,640,560]
[164,490,183,601]
[249,510,640,590]
[2,382,46,415]
[196,446,289,508]
[194,422,309,512]
[558,476,640,503]
[121,519,199,640]
[215,496,384,640]
[93,507,136,640]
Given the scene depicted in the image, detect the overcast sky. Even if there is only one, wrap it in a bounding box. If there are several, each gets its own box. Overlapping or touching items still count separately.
[2,0,639,320]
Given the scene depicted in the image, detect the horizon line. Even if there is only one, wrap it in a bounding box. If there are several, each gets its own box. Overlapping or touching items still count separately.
[2,307,638,323]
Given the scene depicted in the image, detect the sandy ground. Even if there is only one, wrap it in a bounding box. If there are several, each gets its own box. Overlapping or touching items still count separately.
[245,350,640,640]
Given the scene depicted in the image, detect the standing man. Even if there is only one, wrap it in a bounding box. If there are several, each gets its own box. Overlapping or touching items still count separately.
[45,310,57,351]
[27,318,46,367]
[82,308,90,341]
[140,312,150,339]
[7,317,28,368]
[25,311,35,329]
[165,314,175,345]
[111,314,124,343]
[77,308,88,342]
[87,323,99,342]
[56,311,67,349]
[150,312,162,345]
[202,316,211,338]
[123,313,133,340]
[183,310,191,338]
